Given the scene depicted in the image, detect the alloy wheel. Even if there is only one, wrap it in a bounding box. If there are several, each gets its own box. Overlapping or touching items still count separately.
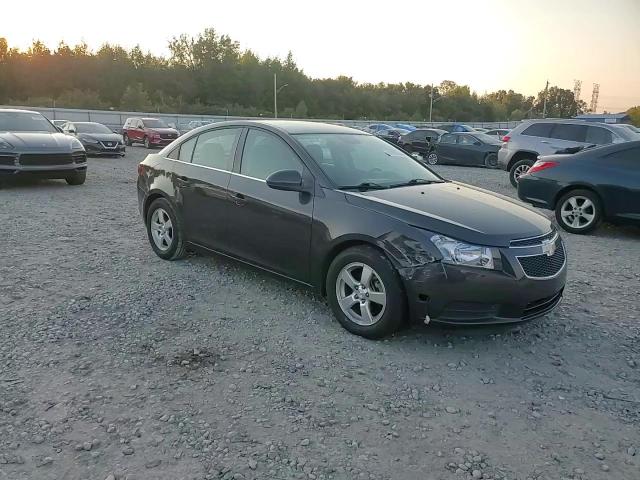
[335,262,387,326]
[427,153,438,165]
[560,196,596,230]
[150,208,174,251]
[513,164,530,182]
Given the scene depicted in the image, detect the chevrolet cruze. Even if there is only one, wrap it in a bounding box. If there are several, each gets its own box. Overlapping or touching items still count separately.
[137,121,567,339]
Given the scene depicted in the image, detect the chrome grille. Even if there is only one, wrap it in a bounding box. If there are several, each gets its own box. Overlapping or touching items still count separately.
[510,230,556,247]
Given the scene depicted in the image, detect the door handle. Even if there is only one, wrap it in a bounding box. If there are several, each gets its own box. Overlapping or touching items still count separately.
[176,175,189,182]
[228,191,246,205]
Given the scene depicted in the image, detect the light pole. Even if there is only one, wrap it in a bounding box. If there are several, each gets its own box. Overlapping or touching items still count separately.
[274,73,288,118]
[428,85,445,124]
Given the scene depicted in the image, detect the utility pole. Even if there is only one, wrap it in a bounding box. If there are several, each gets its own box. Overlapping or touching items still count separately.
[542,80,549,118]
[429,84,434,123]
[273,73,288,119]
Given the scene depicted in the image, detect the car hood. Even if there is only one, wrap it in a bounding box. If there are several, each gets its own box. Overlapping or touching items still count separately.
[0,132,81,152]
[78,133,122,142]
[344,181,552,247]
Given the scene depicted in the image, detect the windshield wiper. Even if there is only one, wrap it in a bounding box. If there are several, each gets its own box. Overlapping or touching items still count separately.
[338,182,388,191]
[387,178,443,189]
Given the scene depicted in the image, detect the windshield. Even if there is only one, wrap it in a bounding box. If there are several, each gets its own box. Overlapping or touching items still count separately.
[294,133,442,189]
[76,123,112,134]
[143,119,168,128]
[0,111,57,133]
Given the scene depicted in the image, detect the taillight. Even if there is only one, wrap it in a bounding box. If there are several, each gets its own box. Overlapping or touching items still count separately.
[137,163,145,176]
[501,135,510,143]
[526,160,558,175]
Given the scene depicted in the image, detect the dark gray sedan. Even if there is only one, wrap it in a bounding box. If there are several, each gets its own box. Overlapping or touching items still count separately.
[137,120,566,339]
[0,109,87,185]
[427,132,502,167]
[62,121,125,157]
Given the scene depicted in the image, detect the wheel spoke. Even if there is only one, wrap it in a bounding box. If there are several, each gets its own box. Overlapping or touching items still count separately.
[339,270,358,289]
[339,295,357,311]
[568,197,577,209]
[368,291,386,307]
[581,212,594,221]
[360,265,373,288]
[360,303,374,325]
[571,216,580,228]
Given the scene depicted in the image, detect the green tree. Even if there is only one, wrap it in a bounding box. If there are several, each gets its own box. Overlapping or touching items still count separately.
[627,106,640,127]
[120,83,152,111]
[294,100,308,118]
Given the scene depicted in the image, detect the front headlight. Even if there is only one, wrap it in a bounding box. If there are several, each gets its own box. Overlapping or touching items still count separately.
[431,234,494,269]
[71,139,84,149]
[0,139,14,150]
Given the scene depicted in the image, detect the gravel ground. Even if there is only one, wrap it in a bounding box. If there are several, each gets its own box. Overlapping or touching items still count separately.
[1,147,639,480]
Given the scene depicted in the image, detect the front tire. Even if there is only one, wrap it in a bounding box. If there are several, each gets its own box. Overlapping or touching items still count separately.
[146,198,186,260]
[326,245,406,339]
[509,158,534,187]
[555,189,602,234]
[144,136,151,149]
[65,171,86,185]
[123,134,132,146]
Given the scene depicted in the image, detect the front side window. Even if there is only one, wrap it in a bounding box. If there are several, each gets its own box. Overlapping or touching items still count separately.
[241,129,302,180]
[585,126,613,145]
[457,135,475,145]
[295,133,441,188]
[521,123,554,138]
[191,128,241,171]
[550,124,586,142]
[439,134,456,144]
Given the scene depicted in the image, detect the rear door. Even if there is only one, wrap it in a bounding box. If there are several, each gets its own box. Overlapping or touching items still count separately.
[178,127,243,249]
[547,123,588,152]
[599,145,640,221]
[455,134,484,165]
[224,128,314,282]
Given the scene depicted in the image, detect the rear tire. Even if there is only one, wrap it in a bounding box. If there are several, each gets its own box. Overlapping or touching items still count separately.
[555,189,602,234]
[123,134,132,146]
[326,245,406,339]
[65,171,86,185]
[484,153,499,169]
[426,152,438,165]
[509,158,534,187]
[146,198,186,260]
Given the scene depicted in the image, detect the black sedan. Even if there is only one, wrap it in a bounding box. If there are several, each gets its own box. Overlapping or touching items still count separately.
[137,120,566,339]
[426,132,501,167]
[63,121,125,156]
[0,109,87,185]
[518,141,640,234]
[397,128,447,157]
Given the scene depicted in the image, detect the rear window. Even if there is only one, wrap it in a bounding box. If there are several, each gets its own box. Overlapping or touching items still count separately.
[521,123,554,138]
[550,124,587,142]
[585,126,613,145]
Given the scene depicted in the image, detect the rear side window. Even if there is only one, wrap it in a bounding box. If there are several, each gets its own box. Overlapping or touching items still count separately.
[457,135,475,145]
[550,124,587,142]
[439,134,456,144]
[178,136,197,162]
[241,129,302,180]
[521,123,554,138]
[191,128,241,171]
[585,126,613,145]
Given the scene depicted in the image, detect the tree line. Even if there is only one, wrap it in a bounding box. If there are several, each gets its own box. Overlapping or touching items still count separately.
[0,28,597,122]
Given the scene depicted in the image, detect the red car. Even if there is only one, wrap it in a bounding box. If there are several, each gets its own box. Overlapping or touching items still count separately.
[122,117,179,149]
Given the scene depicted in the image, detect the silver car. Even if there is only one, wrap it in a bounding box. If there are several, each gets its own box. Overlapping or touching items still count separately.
[497,119,638,186]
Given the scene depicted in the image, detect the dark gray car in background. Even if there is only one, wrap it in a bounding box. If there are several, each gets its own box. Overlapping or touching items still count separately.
[62,121,126,157]
[0,109,87,185]
[137,120,567,339]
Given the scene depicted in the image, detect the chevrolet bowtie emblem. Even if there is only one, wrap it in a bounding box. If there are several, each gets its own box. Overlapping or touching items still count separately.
[541,239,556,257]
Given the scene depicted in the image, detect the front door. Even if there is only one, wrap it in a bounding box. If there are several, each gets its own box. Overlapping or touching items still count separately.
[225,128,314,282]
[600,145,640,221]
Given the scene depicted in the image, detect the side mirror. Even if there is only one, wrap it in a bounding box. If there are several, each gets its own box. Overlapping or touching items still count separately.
[69,129,76,135]
[266,169,304,192]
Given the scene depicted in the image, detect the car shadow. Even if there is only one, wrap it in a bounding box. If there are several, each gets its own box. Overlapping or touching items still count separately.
[0,177,70,190]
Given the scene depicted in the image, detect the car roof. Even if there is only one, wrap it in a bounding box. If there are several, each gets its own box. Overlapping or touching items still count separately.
[141,117,161,121]
[415,128,447,133]
[218,120,367,135]
[0,108,42,114]
[574,140,640,157]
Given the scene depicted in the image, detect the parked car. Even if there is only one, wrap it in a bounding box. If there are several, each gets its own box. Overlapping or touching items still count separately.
[437,124,476,133]
[137,120,566,339]
[397,128,447,156]
[394,123,416,131]
[498,119,639,187]
[0,109,87,185]
[122,117,180,149]
[376,128,410,145]
[484,128,511,140]
[186,120,213,131]
[474,127,489,133]
[618,123,640,134]
[365,123,393,134]
[426,132,502,167]
[62,121,125,157]
[518,141,640,234]
[51,119,68,129]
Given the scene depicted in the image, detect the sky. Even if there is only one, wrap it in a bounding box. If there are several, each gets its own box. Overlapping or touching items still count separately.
[5,0,640,112]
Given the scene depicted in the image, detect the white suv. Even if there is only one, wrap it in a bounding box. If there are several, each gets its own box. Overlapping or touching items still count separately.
[497,119,637,186]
